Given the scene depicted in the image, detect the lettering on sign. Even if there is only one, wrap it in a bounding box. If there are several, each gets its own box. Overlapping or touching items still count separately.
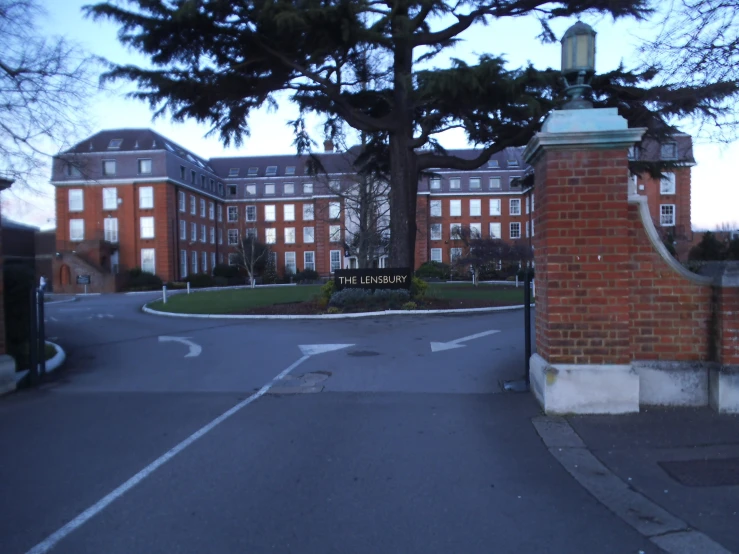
[334,268,412,291]
[76,275,91,285]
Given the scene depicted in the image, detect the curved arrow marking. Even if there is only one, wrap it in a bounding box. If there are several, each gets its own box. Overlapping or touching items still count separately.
[430,330,500,352]
[158,336,202,358]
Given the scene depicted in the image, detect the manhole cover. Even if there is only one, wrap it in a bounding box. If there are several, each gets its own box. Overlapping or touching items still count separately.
[658,458,739,487]
[347,350,380,357]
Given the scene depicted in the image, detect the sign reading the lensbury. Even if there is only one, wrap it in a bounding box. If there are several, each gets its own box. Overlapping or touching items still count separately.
[334,268,412,291]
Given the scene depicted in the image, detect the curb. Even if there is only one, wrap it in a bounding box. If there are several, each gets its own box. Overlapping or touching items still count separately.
[141,303,533,320]
[44,296,77,305]
[532,416,732,554]
[125,283,298,295]
[12,341,67,390]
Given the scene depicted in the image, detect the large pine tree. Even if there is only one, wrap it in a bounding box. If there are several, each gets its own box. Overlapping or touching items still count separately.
[86,0,738,268]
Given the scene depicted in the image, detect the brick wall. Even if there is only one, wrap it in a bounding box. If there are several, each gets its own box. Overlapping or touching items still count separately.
[717,282,739,366]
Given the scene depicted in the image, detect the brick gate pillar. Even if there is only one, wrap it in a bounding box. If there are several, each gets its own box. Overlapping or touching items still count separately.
[523,108,645,414]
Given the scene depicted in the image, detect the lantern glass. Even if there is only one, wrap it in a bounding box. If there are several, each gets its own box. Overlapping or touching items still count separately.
[560,23,596,74]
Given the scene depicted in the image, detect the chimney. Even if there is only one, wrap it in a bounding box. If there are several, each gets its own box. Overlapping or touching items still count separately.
[323,139,334,153]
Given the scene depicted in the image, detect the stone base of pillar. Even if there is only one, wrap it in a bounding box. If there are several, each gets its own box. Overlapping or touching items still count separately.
[529,354,640,414]
[0,354,17,396]
[634,361,711,407]
[709,365,739,414]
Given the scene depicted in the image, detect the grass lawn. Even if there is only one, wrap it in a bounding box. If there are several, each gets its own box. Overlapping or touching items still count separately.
[148,285,322,314]
[148,282,527,315]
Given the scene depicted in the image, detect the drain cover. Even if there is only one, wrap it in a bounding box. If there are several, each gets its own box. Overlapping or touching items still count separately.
[347,350,380,357]
[658,458,739,487]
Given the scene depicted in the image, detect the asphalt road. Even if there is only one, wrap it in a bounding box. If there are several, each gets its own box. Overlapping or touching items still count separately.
[0,292,660,554]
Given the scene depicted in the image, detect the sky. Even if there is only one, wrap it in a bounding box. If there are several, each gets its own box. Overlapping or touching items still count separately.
[2,0,738,231]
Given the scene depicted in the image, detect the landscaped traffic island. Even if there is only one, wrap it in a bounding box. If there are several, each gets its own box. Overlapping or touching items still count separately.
[146,282,526,316]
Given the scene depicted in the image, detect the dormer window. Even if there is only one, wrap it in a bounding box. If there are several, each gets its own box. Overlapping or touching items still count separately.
[108,138,123,149]
[228,185,237,196]
[487,159,499,168]
[247,167,258,176]
[266,166,277,176]
[228,168,239,177]
[660,142,677,160]
[67,163,82,177]
[507,159,519,168]
[285,166,296,176]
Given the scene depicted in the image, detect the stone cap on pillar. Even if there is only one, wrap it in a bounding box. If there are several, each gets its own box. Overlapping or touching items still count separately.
[523,107,646,165]
[0,176,14,191]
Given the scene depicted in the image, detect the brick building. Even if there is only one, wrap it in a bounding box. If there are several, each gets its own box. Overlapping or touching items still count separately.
[49,129,695,291]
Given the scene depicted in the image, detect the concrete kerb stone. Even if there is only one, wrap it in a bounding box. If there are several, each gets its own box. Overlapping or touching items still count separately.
[45,341,66,374]
[141,303,532,320]
[43,296,78,305]
[532,416,733,554]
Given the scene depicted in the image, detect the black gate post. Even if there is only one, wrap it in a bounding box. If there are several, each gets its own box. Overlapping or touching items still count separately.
[524,267,532,385]
[28,287,38,386]
[37,289,46,375]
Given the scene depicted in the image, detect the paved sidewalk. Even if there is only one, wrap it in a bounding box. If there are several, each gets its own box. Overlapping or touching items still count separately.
[566,408,739,553]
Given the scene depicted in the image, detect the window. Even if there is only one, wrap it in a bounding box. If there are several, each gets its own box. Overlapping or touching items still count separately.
[218,228,223,245]
[200,224,207,243]
[227,206,238,222]
[531,219,535,236]
[284,183,294,195]
[525,221,530,238]
[228,168,239,177]
[303,204,314,221]
[508,159,519,168]
[200,199,206,217]
[285,252,297,275]
[108,138,123,149]
[330,250,341,273]
[68,189,83,211]
[284,204,295,221]
[489,222,502,239]
[217,205,223,222]
[209,202,215,220]
[660,204,676,226]
[285,166,296,176]
[531,194,535,212]
[303,183,313,195]
[489,199,501,216]
[180,250,188,279]
[180,166,186,180]
[246,205,257,222]
[661,142,677,160]
[265,205,276,222]
[430,200,442,217]
[488,159,499,168]
[470,223,482,238]
[329,225,341,242]
[265,228,276,244]
[178,191,186,212]
[660,173,676,195]
[228,185,237,197]
[469,177,481,190]
[430,223,442,241]
[240,185,254,197]
[285,227,296,244]
[510,222,521,239]
[509,198,521,216]
[138,159,152,174]
[211,252,216,271]
[67,163,81,177]
[526,196,530,214]
[191,170,196,184]
[266,165,277,176]
[140,216,155,239]
[198,251,206,273]
[191,251,198,274]
[329,202,341,219]
[247,167,258,176]
[210,227,215,244]
[179,220,186,240]
[450,248,462,262]
[218,182,224,195]
[470,199,481,217]
[450,224,462,239]
[430,177,441,190]
[304,251,315,271]
[430,248,442,262]
[139,186,154,209]
[103,160,116,176]
[70,219,84,241]
[489,176,501,190]
[450,177,461,190]
[297,224,314,244]
[450,199,461,217]
[190,195,196,215]
[265,184,275,195]
[104,218,118,242]
[245,228,257,239]
[329,180,341,192]
[227,229,239,245]
[228,253,239,266]
[191,222,197,242]
[99,187,116,211]
[141,249,156,274]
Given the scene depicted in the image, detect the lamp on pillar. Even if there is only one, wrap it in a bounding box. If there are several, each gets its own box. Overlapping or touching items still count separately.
[560,21,596,109]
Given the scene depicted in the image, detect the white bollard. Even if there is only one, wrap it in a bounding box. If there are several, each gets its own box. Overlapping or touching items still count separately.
[187,282,191,295]
[516,275,519,288]
[532,279,536,299]
[162,285,167,304]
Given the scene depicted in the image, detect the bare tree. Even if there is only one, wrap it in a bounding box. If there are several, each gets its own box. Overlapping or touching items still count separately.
[453,225,532,286]
[0,0,99,189]
[233,231,270,288]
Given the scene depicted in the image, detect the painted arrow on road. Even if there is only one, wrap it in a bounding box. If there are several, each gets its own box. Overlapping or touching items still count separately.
[430,330,500,352]
[299,344,355,356]
[158,336,202,358]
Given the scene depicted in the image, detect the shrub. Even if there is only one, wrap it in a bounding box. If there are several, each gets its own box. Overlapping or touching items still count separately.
[320,279,336,300]
[402,301,417,310]
[212,264,239,279]
[329,288,410,311]
[329,288,372,307]
[296,269,319,283]
[213,276,228,287]
[164,281,188,290]
[410,276,428,299]
[184,273,215,288]
[262,260,278,284]
[315,296,329,309]
[125,268,162,291]
[327,307,341,314]
[415,261,451,280]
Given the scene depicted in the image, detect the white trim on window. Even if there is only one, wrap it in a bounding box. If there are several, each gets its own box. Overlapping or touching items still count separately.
[430,248,442,262]
[139,186,154,209]
[140,216,155,239]
[469,199,481,217]
[510,222,521,239]
[70,219,84,241]
[430,200,442,217]
[227,229,239,245]
[265,228,276,244]
[141,248,156,274]
[330,250,341,273]
[102,187,117,210]
[449,199,462,217]
[509,198,521,216]
[430,223,442,241]
[68,189,84,212]
[660,204,676,226]
[303,226,315,243]
[304,251,315,271]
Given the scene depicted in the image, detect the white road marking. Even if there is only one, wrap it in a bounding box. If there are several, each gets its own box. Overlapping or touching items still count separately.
[299,343,355,356]
[87,314,114,320]
[25,343,354,554]
[430,329,501,352]
[49,316,59,322]
[158,336,203,358]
